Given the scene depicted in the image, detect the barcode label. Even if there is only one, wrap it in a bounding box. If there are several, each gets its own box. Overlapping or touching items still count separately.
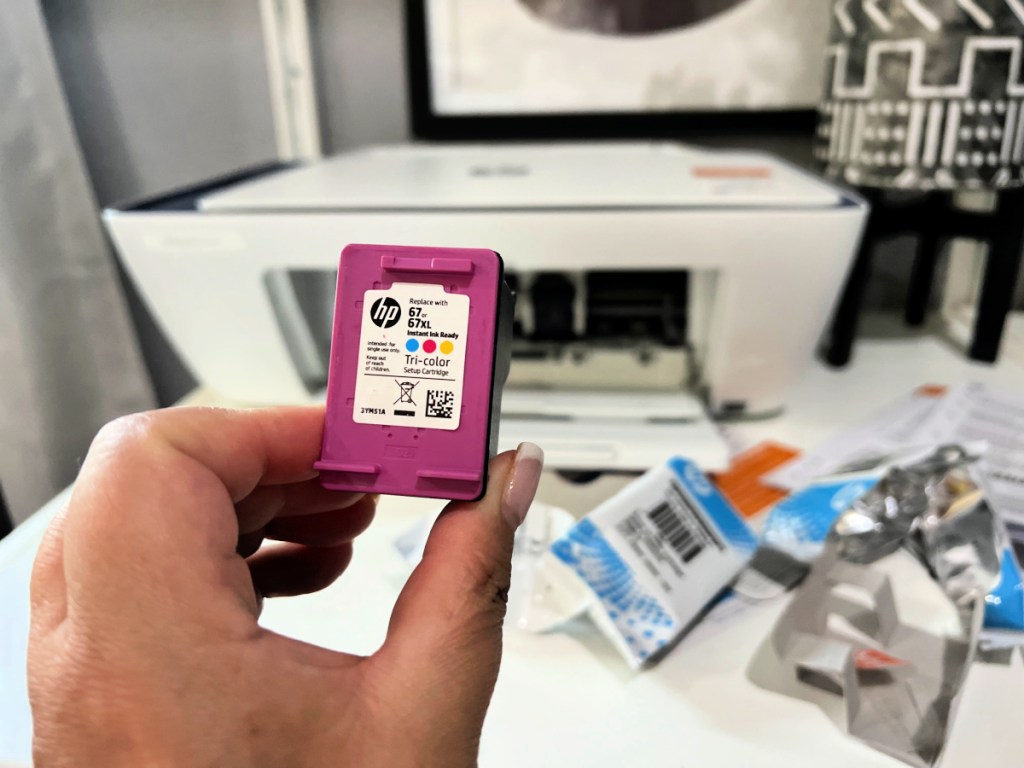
[648,503,703,563]
[669,479,725,552]
[647,480,725,565]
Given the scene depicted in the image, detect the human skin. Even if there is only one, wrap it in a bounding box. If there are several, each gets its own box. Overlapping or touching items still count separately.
[28,406,543,767]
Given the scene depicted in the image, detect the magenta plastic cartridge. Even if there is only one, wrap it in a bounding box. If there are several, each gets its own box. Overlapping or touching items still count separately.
[315,244,513,501]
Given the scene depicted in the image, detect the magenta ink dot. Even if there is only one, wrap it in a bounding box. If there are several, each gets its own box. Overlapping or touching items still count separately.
[423,339,437,354]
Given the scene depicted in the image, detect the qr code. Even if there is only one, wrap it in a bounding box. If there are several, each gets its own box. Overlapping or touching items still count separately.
[426,390,455,419]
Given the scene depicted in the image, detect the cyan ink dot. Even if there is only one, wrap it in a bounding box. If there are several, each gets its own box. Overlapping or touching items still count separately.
[405,339,419,352]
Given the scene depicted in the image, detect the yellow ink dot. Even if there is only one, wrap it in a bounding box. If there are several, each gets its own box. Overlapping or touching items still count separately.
[440,340,454,355]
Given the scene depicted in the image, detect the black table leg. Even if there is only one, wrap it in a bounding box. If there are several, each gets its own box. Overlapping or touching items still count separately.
[823,192,879,367]
[969,189,1024,362]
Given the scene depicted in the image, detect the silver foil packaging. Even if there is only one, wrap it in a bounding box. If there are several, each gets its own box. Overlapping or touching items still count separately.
[770,446,1008,767]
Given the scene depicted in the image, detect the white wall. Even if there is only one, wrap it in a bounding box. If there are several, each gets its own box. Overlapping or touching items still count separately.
[41,0,279,205]
[311,0,410,152]
[40,0,415,404]
[41,0,285,404]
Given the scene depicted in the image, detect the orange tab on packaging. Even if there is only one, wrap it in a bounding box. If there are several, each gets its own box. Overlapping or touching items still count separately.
[854,648,909,670]
[915,384,948,398]
[710,441,801,519]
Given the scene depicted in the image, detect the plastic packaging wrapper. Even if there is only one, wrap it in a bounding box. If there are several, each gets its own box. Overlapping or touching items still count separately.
[761,472,881,562]
[770,446,1022,767]
[394,503,591,632]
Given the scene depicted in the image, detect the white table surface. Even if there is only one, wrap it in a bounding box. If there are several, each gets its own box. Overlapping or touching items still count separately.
[3,335,1024,767]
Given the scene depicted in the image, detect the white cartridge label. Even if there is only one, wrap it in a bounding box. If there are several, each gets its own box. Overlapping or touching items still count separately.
[353,283,469,430]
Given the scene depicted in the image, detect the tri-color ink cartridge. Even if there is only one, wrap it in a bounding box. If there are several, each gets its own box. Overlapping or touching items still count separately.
[315,244,513,501]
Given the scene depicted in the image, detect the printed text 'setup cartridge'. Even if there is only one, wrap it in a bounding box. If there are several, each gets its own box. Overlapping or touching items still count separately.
[316,244,513,501]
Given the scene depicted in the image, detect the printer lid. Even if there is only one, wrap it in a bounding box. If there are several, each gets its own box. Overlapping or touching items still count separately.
[200,142,844,212]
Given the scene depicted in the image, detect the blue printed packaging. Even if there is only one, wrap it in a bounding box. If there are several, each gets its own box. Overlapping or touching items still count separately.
[761,473,881,562]
[760,464,1024,633]
[984,546,1024,631]
[551,457,757,668]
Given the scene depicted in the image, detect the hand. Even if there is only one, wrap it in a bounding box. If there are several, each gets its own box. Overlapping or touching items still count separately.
[28,407,543,767]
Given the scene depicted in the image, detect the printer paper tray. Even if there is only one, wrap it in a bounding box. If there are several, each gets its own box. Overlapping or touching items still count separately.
[496,418,729,473]
[310,386,727,473]
[500,389,706,422]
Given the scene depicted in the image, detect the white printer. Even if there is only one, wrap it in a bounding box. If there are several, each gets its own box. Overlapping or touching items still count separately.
[104,142,866,471]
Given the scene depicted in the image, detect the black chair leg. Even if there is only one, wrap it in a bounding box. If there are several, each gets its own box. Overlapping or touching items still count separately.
[823,193,879,367]
[969,189,1024,362]
[905,218,943,327]
[0,483,12,540]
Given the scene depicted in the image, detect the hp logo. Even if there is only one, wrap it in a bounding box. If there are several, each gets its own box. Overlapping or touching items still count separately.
[370,297,401,329]
[684,463,712,497]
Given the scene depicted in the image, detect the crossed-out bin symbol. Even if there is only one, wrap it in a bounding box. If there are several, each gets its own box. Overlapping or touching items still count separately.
[394,380,418,406]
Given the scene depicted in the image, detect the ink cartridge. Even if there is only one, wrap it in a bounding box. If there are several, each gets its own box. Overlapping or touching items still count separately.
[315,244,513,501]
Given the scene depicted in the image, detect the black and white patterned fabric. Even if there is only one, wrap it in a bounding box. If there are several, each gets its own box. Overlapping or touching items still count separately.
[818,1,1024,189]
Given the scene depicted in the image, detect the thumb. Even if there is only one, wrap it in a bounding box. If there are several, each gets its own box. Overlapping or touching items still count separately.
[379,443,543,730]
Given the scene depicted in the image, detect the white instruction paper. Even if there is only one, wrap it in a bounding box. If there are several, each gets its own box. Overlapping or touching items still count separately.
[768,383,1024,530]
[913,383,1024,528]
[766,387,946,490]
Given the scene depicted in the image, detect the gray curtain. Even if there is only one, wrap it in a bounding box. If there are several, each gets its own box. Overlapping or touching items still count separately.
[0,0,154,524]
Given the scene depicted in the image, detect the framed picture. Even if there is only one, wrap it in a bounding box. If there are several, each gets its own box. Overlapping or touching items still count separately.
[405,0,831,140]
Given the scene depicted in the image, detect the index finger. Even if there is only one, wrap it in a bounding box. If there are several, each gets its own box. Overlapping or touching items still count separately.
[141,405,328,498]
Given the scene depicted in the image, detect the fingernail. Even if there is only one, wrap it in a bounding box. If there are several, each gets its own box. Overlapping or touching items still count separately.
[502,443,544,528]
